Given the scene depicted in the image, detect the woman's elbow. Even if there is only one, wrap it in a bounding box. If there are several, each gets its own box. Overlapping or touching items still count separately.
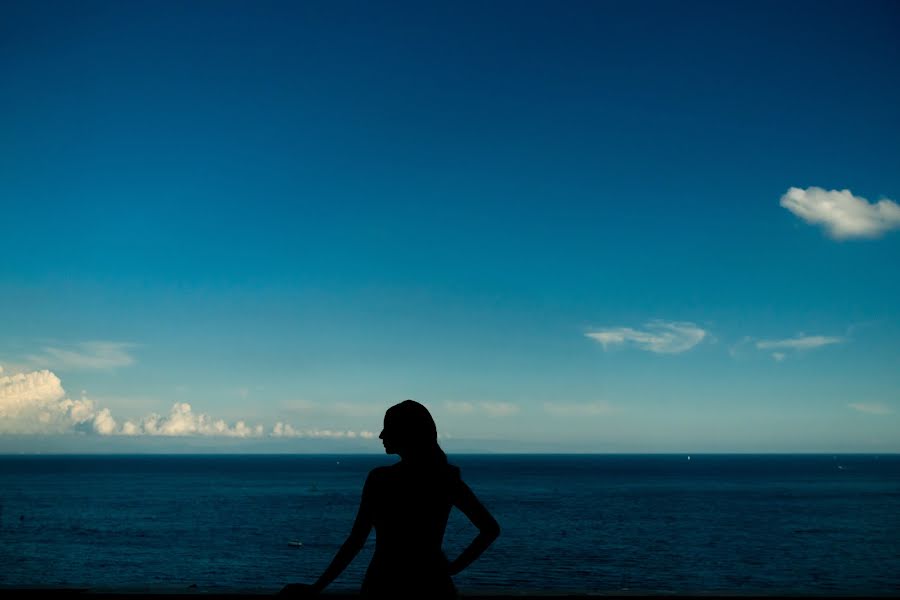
[482,520,500,540]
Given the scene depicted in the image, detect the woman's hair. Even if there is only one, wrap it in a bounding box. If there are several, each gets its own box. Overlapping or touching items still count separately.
[385,399,449,467]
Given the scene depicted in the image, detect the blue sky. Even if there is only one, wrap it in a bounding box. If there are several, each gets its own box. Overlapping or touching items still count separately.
[1,0,899,452]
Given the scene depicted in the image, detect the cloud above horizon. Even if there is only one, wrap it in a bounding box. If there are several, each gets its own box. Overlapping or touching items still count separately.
[25,341,137,370]
[780,186,900,239]
[586,321,707,354]
[0,368,376,439]
[271,422,376,439]
[756,335,842,361]
[119,402,264,437]
[0,369,109,434]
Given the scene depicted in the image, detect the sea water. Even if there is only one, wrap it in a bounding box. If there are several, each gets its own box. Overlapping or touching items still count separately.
[1,454,898,595]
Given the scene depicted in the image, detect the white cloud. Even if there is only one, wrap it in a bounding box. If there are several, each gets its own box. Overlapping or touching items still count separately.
[3,370,381,441]
[1,368,267,437]
[756,335,842,360]
[92,408,117,435]
[848,403,892,415]
[586,321,707,354]
[272,422,301,437]
[0,369,107,434]
[311,429,346,438]
[271,422,377,439]
[780,186,900,239]
[756,335,842,350]
[122,402,265,438]
[121,420,140,436]
[543,401,616,417]
[26,341,136,370]
[0,369,66,411]
[271,424,376,439]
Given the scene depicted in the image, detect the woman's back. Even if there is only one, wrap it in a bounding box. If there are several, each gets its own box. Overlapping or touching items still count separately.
[363,462,461,598]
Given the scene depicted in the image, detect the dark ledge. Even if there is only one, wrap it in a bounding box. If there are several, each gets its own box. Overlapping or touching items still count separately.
[1,590,898,600]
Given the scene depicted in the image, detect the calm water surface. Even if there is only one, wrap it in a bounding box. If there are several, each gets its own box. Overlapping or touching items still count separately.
[1,454,898,595]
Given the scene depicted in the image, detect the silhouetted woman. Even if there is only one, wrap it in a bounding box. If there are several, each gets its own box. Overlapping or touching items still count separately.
[283,399,500,598]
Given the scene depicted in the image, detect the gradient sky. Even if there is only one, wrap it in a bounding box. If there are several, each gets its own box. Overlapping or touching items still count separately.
[2,0,899,452]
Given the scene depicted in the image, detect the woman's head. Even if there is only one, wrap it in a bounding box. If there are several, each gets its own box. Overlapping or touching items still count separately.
[379,399,444,462]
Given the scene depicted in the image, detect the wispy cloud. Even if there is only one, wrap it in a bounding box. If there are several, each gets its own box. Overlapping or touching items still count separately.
[848,403,892,415]
[755,335,842,361]
[781,186,900,239]
[586,321,707,354]
[26,341,137,370]
[271,423,376,439]
[756,335,843,351]
[543,401,616,416]
[444,401,519,417]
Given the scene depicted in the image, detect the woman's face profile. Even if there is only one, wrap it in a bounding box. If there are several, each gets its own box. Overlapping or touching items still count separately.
[379,414,399,454]
[379,401,433,457]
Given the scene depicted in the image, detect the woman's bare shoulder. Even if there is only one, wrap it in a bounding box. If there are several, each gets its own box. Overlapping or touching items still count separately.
[367,465,395,481]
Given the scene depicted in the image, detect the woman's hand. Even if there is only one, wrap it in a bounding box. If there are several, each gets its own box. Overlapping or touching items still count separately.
[447,559,462,577]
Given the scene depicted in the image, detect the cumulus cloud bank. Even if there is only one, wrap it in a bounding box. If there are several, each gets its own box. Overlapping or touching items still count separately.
[780,186,900,239]
[0,369,110,434]
[119,402,264,437]
[586,321,707,354]
[1,368,378,440]
[1,367,381,441]
[0,369,262,437]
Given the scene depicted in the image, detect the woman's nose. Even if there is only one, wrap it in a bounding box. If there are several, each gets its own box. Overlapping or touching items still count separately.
[379,430,384,439]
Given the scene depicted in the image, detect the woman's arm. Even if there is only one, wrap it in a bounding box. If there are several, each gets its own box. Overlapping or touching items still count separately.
[307,472,375,593]
[448,479,500,576]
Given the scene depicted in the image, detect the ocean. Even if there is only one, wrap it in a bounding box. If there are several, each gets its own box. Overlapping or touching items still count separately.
[1,454,898,595]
